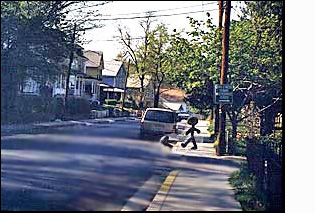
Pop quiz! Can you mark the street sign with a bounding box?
[214,84,233,104]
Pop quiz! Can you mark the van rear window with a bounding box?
[144,110,175,123]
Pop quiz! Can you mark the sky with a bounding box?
[81,1,243,61]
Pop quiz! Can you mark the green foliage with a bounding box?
[163,1,282,139]
[1,1,111,123]
[65,97,90,115]
[51,96,64,118]
[1,95,55,124]
[229,163,267,211]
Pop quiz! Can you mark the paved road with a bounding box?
[1,119,173,211]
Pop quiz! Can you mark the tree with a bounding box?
[146,24,169,107]
[1,1,69,122]
[164,14,218,115]
[164,1,282,154]
[1,1,111,122]
[225,1,283,152]
[118,13,154,109]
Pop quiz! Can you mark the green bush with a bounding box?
[51,96,64,117]
[229,163,267,211]
[65,97,90,115]
[2,95,54,124]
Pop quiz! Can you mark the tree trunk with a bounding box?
[138,74,145,110]
[260,107,276,136]
[154,91,159,108]
[121,59,130,111]
[64,24,76,119]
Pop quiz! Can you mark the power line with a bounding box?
[66,8,219,22]
[102,2,218,17]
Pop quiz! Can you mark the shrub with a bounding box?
[65,97,90,115]
[229,162,267,211]
[2,95,54,124]
[51,96,64,118]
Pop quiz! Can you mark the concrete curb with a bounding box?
[121,175,166,211]
[146,170,179,211]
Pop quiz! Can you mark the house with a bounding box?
[20,46,87,98]
[83,50,104,102]
[19,77,41,96]
[160,87,188,113]
[126,74,153,108]
[52,47,88,98]
[100,60,127,103]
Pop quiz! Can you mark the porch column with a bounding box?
[74,76,77,96]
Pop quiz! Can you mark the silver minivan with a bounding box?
[140,108,177,138]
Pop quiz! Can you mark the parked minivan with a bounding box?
[140,108,177,138]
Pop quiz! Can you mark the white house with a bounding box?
[20,47,89,98]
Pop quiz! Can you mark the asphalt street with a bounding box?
[1,119,175,211]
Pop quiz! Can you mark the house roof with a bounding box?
[102,60,123,76]
[161,102,183,111]
[84,50,103,68]
[126,75,151,88]
[160,88,186,102]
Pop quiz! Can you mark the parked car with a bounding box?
[140,108,177,138]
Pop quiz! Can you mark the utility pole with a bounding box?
[214,1,224,136]
[217,1,231,156]
[121,59,131,111]
[63,23,77,118]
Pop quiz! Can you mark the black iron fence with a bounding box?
[246,137,283,211]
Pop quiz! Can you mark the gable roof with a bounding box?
[84,50,103,68]
[160,88,186,102]
[102,60,123,76]
[161,101,183,111]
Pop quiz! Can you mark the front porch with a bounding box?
[99,83,124,104]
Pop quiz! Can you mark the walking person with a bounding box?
[181,117,200,150]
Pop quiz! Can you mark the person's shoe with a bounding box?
[181,143,187,148]
[191,146,198,150]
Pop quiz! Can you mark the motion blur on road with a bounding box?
[1,119,177,211]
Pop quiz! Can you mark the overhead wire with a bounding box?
[101,2,218,17]
[84,8,220,42]
[66,8,219,22]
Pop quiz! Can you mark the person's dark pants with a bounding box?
[181,136,198,149]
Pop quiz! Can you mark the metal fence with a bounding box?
[246,138,283,211]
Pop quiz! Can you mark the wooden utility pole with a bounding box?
[121,59,131,111]
[214,1,224,136]
[217,1,231,156]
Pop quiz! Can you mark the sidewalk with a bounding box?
[1,117,133,134]
[146,142,245,211]
[176,119,211,143]
[145,121,245,211]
